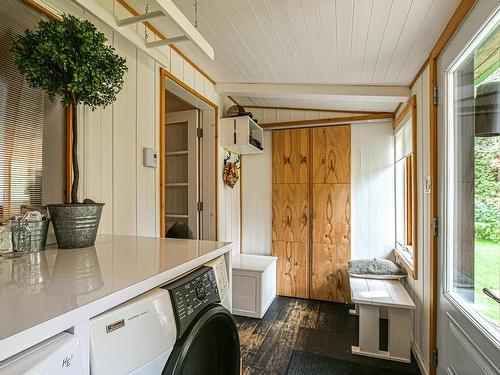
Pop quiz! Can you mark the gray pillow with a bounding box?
[348,258,406,279]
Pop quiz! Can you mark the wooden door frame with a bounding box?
[424,1,478,373]
[159,67,219,239]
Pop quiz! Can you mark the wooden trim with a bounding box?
[429,56,438,375]
[24,0,61,20]
[66,107,73,203]
[430,0,478,59]
[239,157,243,253]
[393,96,416,129]
[394,102,403,116]
[243,104,394,116]
[261,113,393,129]
[159,67,219,239]
[411,95,418,280]
[117,0,216,86]
[159,70,166,238]
[406,155,413,246]
[410,59,430,89]
[393,248,415,279]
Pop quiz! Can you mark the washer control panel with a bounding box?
[163,266,220,338]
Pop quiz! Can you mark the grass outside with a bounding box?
[475,239,500,326]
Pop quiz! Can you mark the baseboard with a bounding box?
[411,340,429,375]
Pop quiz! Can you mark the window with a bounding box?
[446,12,499,334]
[0,1,66,224]
[394,104,417,278]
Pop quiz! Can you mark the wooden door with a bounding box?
[310,125,351,302]
[272,129,309,298]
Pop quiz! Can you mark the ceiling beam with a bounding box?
[155,0,214,60]
[261,113,394,129]
[241,104,394,116]
[216,83,411,103]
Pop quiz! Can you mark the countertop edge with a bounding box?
[0,242,232,361]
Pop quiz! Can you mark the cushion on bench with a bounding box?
[348,258,406,279]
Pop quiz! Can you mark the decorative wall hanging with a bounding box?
[222,151,240,188]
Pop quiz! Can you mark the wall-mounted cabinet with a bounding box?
[220,116,264,154]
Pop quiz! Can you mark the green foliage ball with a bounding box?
[11,13,127,109]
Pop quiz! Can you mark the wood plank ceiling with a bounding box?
[122,0,460,112]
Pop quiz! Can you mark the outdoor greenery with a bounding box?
[11,14,127,203]
[475,239,500,325]
[474,137,500,242]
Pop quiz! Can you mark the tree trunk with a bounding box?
[71,101,79,204]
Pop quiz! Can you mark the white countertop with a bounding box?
[0,235,231,360]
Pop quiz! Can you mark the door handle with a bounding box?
[483,288,500,304]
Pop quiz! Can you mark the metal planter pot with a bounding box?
[48,203,104,249]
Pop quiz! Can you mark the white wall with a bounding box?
[44,0,240,250]
[396,65,432,373]
[241,131,272,255]
[351,122,395,260]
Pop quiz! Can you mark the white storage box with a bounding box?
[232,254,277,318]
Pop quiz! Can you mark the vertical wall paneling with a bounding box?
[136,50,156,236]
[395,65,431,372]
[351,122,395,260]
[113,36,137,235]
[241,131,272,255]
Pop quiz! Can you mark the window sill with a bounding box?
[394,248,416,279]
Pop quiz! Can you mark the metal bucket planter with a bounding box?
[48,203,104,249]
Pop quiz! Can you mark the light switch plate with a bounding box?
[143,148,157,168]
[425,176,431,193]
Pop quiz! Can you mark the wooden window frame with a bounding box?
[394,96,418,280]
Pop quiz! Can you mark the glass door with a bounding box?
[437,3,499,373]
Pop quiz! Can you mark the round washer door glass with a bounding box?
[164,305,240,375]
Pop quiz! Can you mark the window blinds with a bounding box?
[0,0,65,223]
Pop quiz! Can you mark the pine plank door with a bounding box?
[272,128,309,298]
[311,125,351,303]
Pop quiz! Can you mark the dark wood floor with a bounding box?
[235,297,422,375]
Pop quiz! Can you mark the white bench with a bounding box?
[232,254,277,318]
[349,276,416,363]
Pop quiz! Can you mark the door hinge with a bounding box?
[197,128,203,138]
[433,86,439,106]
[432,347,439,368]
[433,217,439,236]
[197,201,203,212]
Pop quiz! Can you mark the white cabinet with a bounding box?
[220,116,264,154]
[232,254,277,318]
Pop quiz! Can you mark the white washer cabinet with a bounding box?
[232,255,277,318]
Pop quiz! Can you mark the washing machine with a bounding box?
[0,332,83,375]
[89,256,240,375]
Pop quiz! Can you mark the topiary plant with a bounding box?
[12,14,127,204]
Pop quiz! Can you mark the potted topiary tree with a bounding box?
[12,14,127,249]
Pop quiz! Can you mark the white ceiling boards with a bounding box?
[114,0,461,111]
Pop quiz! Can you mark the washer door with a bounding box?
[163,305,240,375]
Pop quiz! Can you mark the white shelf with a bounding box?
[220,115,264,155]
[165,214,188,218]
[165,183,188,187]
[166,150,188,156]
